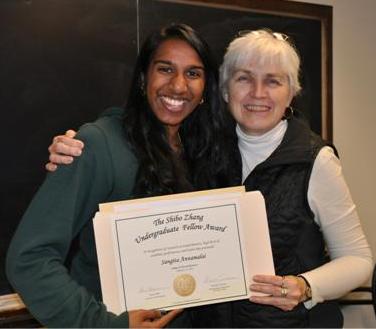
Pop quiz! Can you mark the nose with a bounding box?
[170,73,188,93]
[252,81,266,98]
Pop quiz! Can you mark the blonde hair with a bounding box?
[220,29,301,98]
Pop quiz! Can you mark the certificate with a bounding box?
[93,187,274,314]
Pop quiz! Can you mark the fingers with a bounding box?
[250,274,284,297]
[140,309,162,321]
[49,152,74,165]
[50,135,84,156]
[252,274,283,286]
[153,309,183,328]
[250,274,304,311]
[46,131,84,170]
[65,129,77,138]
[129,308,183,328]
[250,281,284,297]
[250,294,299,311]
[45,162,58,172]
[129,309,159,328]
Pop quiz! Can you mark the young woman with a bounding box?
[6,23,233,328]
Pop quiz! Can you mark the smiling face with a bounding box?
[226,62,293,136]
[146,38,205,137]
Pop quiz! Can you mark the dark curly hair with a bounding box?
[123,23,233,197]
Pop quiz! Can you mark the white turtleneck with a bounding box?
[236,121,373,308]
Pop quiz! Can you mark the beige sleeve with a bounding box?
[302,147,373,308]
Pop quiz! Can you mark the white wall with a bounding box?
[288,0,376,326]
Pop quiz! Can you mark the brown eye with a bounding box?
[186,69,203,79]
[157,66,173,74]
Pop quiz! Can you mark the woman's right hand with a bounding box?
[129,309,183,328]
[46,129,84,172]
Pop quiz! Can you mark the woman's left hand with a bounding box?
[249,274,307,311]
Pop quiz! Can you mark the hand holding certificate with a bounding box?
[93,186,274,314]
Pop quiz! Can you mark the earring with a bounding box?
[283,106,294,119]
[200,98,204,105]
[140,83,145,95]
[140,74,145,95]
[223,92,229,103]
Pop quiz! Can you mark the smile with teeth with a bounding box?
[243,104,270,112]
[160,96,187,111]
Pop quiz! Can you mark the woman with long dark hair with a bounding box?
[6,23,233,328]
[121,23,232,197]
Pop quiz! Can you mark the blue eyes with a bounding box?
[269,79,282,86]
[267,79,282,86]
[235,75,283,87]
[236,75,249,82]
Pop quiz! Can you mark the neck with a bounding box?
[167,126,182,153]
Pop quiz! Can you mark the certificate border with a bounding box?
[114,203,248,310]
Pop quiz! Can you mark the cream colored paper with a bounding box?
[93,187,274,314]
[99,186,245,212]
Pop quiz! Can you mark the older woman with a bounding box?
[44,29,373,327]
[211,29,372,327]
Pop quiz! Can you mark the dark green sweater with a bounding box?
[6,108,139,327]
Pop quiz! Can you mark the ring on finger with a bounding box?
[281,275,286,288]
[281,287,288,298]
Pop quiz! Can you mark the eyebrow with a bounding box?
[234,69,286,79]
[152,60,172,65]
[152,60,205,70]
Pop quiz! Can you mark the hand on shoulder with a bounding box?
[45,129,84,172]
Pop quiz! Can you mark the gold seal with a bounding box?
[173,273,196,297]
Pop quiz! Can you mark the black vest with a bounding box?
[190,114,343,328]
